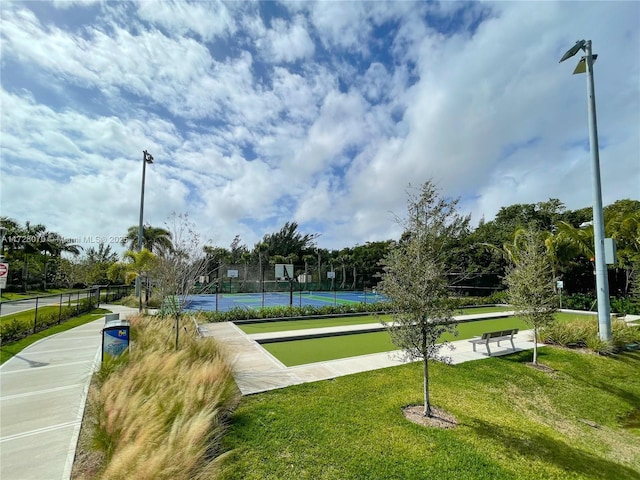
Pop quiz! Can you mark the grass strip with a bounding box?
[0,308,111,364]
[219,348,640,479]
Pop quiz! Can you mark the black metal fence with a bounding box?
[0,285,133,343]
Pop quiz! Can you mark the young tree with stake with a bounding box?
[504,228,557,365]
[379,181,470,417]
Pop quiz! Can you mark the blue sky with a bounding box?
[1,1,639,252]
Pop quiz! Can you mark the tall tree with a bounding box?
[378,181,470,417]
[121,225,173,254]
[259,221,318,259]
[504,229,557,365]
[123,248,158,312]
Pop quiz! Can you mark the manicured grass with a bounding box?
[0,305,63,324]
[238,306,514,334]
[262,314,594,366]
[0,308,111,364]
[0,288,74,301]
[220,348,640,479]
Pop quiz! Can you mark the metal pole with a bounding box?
[584,41,611,342]
[58,293,63,324]
[136,150,148,306]
[33,296,39,334]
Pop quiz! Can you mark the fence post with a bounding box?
[76,290,80,315]
[33,296,39,334]
[58,293,63,324]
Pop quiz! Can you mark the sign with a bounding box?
[102,325,130,361]
[227,270,239,278]
[327,271,336,279]
[556,280,564,290]
[0,263,8,289]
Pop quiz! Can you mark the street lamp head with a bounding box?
[559,39,586,63]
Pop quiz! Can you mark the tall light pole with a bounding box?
[136,150,154,309]
[560,40,611,341]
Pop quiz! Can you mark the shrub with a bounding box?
[540,317,640,354]
[87,314,240,479]
[200,301,392,323]
[563,293,597,311]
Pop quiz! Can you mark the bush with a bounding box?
[200,301,391,323]
[86,314,240,479]
[563,293,596,311]
[540,317,640,354]
[610,296,640,316]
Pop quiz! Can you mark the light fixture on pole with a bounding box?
[136,150,154,312]
[559,40,611,342]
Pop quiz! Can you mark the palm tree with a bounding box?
[121,225,173,254]
[21,221,46,292]
[41,233,82,290]
[123,249,158,312]
[241,251,252,289]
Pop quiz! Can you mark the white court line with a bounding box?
[0,420,79,443]
[0,360,93,375]
[1,383,84,401]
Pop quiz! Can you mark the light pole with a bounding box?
[136,150,154,311]
[560,40,611,342]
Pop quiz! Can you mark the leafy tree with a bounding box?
[121,225,173,254]
[123,248,158,312]
[378,181,469,417]
[258,221,318,259]
[153,213,210,348]
[504,229,557,365]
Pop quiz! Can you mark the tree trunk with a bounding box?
[43,253,48,291]
[533,327,538,365]
[423,358,431,417]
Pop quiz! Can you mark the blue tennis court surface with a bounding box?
[186,291,388,312]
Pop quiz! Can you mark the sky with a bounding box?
[1,0,639,253]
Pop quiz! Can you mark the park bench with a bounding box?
[469,329,519,356]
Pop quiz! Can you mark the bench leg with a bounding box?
[510,338,516,350]
[485,339,491,356]
[472,343,477,352]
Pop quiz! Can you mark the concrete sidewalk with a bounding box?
[0,304,138,480]
[199,319,540,395]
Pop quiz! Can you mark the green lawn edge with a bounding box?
[219,348,640,479]
[0,308,111,364]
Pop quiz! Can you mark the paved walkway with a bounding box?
[199,315,540,395]
[0,304,138,480]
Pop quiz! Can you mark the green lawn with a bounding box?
[0,288,75,301]
[220,348,640,479]
[0,308,111,364]
[262,313,594,366]
[238,306,513,334]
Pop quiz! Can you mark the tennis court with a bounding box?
[186,290,388,312]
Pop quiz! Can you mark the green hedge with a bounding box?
[199,296,506,323]
[201,302,390,322]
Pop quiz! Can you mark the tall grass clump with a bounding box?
[86,314,239,480]
[540,317,640,354]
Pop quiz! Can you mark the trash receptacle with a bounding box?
[102,314,130,362]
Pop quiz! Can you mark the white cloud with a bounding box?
[1,1,638,252]
[259,15,315,63]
